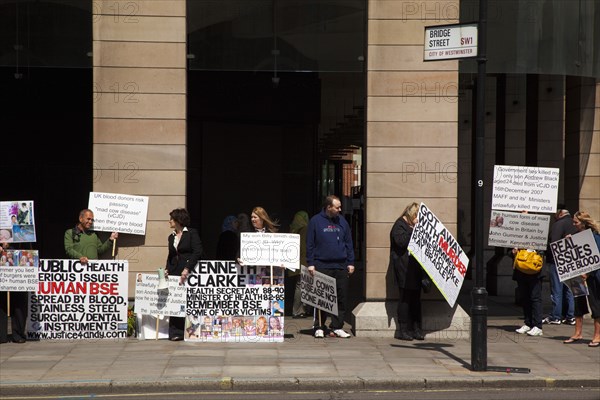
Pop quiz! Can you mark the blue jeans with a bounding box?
[548,262,574,321]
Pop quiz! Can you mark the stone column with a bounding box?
[92,0,187,294]
[565,78,600,217]
[354,0,469,338]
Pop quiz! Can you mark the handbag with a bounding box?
[513,249,543,275]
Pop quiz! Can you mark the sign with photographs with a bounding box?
[0,200,36,243]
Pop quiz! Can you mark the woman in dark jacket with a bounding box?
[165,208,203,341]
[389,202,425,341]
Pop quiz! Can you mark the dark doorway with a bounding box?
[187,71,319,258]
[0,67,93,258]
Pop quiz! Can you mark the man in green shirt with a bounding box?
[64,209,118,263]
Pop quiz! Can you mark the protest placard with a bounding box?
[240,232,300,271]
[487,210,550,250]
[136,314,169,340]
[88,192,149,235]
[0,250,39,291]
[134,273,187,317]
[491,165,559,213]
[184,261,284,342]
[549,229,600,282]
[300,265,338,315]
[27,259,129,340]
[408,203,469,308]
[0,200,36,243]
[567,276,589,298]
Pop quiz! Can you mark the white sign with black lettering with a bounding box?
[408,203,469,308]
[88,192,149,235]
[487,210,550,250]
[424,23,478,60]
[184,261,284,342]
[240,232,300,271]
[550,229,600,282]
[134,273,187,317]
[300,265,338,316]
[491,165,559,213]
[27,259,128,340]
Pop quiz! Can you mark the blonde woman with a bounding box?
[250,207,279,233]
[564,212,600,347]
[389,202,425,341]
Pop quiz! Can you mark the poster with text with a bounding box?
[491,165,559,213]
[184,260,284,342]
[0,250,39,291]
[0,200,36,243]
[408,203,469,308]
[136,314,170,340]
[487,210,550,250]
[27,259,129,340]
[549,229,600,282]
[240,232,300,271]
[300,265,338,315]
[134,273,187,317]
[88,192,149,235]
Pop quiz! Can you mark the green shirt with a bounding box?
[64,228,112,259]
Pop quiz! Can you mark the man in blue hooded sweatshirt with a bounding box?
[307,195,355,338]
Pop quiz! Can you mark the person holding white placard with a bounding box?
[64,209,118,264]
[389,202,426,341]
[543,208,578,326]
[513,213,544,337]
[250,206,279,233]
[564,212,600,347]
[307,195,354,339]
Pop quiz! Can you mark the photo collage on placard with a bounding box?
[184,265,285,341]
[0,250,39,267]
[0,201,36,243]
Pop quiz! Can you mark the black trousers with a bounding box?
[313,268,349,331]
[169,316,185,339]
[397,287,422,326]
[515,270,543,329]
[0,291,28,342]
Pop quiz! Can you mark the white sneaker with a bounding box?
[333,329,351,338]
[516,325,531,334]
[527,327,543,336]
[314,329,324,338]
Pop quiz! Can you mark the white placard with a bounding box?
[0,200,37,243]
[27,259,128,340]
[299,265,338,316]
[487,210,550,250]
[408,203,469,308]
[0,250,39,291]
[88,192,149,235]
[550,229,600,282]
[136,314,170,340]
[424,23,478,61]
[240,232,300,271]
[491,165,559,213]
[184,261,284,342]
[134,273,187,317]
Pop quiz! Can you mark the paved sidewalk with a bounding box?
[1,296,599,397]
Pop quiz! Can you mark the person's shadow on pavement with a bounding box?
[391,342,471,370]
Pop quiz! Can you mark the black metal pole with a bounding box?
[471,0,488,372]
